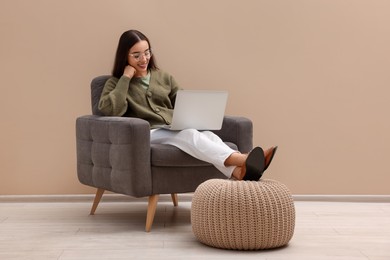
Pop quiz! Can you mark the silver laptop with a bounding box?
[156,90,228,130]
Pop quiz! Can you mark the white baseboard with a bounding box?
[292,195,390,203]
[0,194,389,203]
[0,193,194,203]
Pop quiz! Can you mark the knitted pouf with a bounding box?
[191,179,295,250]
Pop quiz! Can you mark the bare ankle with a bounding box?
[225,152,246,167]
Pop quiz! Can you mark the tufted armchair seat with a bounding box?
[76,75,253,232]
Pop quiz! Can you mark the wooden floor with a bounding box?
[0,195,389,260]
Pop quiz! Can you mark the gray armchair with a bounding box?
[76,75,253,232]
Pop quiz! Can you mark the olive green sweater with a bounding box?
[98,69,181,127]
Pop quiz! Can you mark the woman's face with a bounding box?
[128,40,151,77]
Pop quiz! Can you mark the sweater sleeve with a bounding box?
[169,74,181,107]
[98,76,130,116]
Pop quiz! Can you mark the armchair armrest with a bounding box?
[213,115,253,153]
[76,115,152,197]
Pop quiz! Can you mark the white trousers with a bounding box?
[150,128,237,178]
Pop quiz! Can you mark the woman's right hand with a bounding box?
[123,65,137,78]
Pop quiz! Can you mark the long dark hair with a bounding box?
[111,30,158,78]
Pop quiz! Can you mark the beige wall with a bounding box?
[1,0,389,195]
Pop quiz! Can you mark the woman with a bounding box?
[98,29,277,181]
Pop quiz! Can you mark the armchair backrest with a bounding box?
[91,75,111,116]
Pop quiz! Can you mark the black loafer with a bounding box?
[243,147,265,181]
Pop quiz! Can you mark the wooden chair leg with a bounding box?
[171,193,178,207]
[90,188,105,215]
[145,194,159,232]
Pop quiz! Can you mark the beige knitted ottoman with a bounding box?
[191,179,295,250]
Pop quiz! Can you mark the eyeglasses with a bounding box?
[129,50,152,61]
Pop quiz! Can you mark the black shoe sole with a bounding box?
[243,147,265,181]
